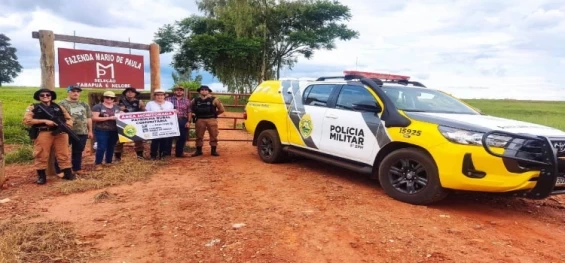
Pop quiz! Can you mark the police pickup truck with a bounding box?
[243,70,565,205]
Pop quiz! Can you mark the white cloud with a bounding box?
[0,12,28,28]
[523,8,565,29]
[1,0,565,100]
[277,0,565,100]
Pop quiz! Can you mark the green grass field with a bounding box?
[1,86,564,145]
[463,99,565,131]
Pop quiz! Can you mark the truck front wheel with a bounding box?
[378,148,449,205]
[256,129,287,163]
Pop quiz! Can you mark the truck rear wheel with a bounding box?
[257,129,287,163]
[378,148,449,205]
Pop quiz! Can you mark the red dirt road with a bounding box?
[2,113,565,262]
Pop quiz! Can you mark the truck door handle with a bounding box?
[325,114,338,119]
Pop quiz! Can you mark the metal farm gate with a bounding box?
[186,91,251,143]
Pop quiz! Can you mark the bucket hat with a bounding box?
[33,88,57,101]
[122,87,140,96]
[196,85,211,92]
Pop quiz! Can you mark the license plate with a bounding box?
[556,177,565,186]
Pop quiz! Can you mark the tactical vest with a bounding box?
[193,96,217,118]
[31,103,65,127]
[122,98,142,112]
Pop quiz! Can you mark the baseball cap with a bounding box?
[67,85,82,92]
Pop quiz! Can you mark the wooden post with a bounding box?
[149,43,160,99]
[39,30,55,90]
[38,30,58,177]
[0,101,5,187]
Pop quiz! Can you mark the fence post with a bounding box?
[149,43,160,99]
[0,101,5,187]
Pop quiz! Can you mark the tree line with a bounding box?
[154,0,359,94]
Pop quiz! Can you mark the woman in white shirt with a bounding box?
[145,89,175,160]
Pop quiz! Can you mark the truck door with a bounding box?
[285,83,340,151]
[319,84,386,165]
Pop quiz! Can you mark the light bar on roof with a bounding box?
[344,70,410,81]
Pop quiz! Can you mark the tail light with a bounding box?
[243,109,247,120]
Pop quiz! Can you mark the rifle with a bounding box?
[37,103,84,147]
[119,95,135,112]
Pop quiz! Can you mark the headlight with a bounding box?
[438,126,512,148]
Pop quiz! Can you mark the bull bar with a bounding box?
[481,130,565,199]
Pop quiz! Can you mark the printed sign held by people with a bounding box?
[116,111,180,142]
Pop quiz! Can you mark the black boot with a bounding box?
[136,151,144,160]
[211,146,219,156]
[115,152,122,162]
[36,169,47,185]
[191,146,203,157]
[62,168,76,180]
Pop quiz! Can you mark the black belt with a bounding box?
[37,127,57,131]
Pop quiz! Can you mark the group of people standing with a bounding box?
[23,84,225,184]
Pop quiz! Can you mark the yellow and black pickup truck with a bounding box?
[243,71,565,205]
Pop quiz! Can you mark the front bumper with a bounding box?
[482,130,565,199]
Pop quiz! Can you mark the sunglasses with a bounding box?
[103,96,115,99]
[39,94,51,98]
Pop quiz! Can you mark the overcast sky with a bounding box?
[1,0,564,100]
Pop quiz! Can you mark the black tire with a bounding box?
[378,148,449,205]
[256,129,287,163]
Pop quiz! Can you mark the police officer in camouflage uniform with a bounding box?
[54,85,93,176]
[190,85,225,157]
[114,87,146,160]
[23,88,76,184]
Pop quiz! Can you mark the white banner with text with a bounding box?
[116,111,180,142]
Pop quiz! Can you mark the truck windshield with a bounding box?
[381,86,479,114]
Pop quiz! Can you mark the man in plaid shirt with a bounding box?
[167,86,192,157]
